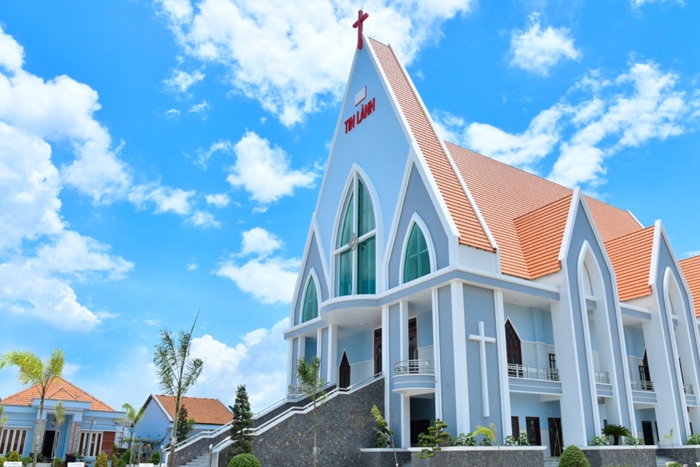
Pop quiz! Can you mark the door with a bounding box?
[506,321,523,377]
[526,417,541,446]
[548,418,563,457]
[408,318,418,373]
[339,352,351,389]
[42,431,56,459]
[374,328,382,375]
[642,421,655,445]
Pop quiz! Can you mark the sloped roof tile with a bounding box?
[605,226,655,301]
[367,38,494,253]
[154,395,231,425]
[679,255,700,316]
[1,376,115,412]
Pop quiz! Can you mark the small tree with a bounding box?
[52,402,66,459]
[153,311,204,467]
[370,404,397,467]
[229,385,253,457]
[417,419,449,458]
[601,424,631,446]
[94,453,109,467]
[117,403,144,466]
[0,349,64,467]
[175,405,195,442]
[559,445,590,467]
[296,357,326,467]
[227,453,260,467]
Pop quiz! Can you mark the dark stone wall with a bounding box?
[581,447,657,467]
[251,378,384,467]
[175,429,229,467]
[657,447,700,465]
[358,449,411,467]
[409,447,545,467]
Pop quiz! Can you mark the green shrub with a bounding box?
[687,433,700,445]
[505,432,530,446]
[94,452,109,467]
[0,456,7,465]
[53,458,64,467]
[624,436,644,445]
[120,450,132,462]
[589,435,610,446]
[150,451,161,464]
[20,456,32,465]
[227,454,261,467]
[601,424,632,446]
[115,459,127,467]
[450,433,476,446]
[558,445,590,467]
[8,451,21,462]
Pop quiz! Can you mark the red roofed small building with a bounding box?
[136,395,230,445]
[0,377,124,460]
[266,28,700,463]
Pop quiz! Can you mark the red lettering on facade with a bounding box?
[344,97,376,134]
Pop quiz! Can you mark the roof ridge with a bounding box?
[604,224,655,246]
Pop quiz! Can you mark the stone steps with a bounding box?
[179,453,210,467]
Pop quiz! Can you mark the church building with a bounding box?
[282,21,700,457]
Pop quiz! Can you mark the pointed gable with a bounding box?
[514,194,573,279]
[154,395,231,425]
[367,38,494,253]
[679,255,700,316]
[605,226,655,301]
[1,376,115,412]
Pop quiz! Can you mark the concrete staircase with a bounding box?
[543,457,559,467]
[178,453,211,467]
[655,456,677,467]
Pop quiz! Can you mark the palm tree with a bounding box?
[0,349,64,467]
[0,405,8,446]
[153,312,204,467]
[52,402,65,460]
[296,357,326,467]
[117,403,144,466]
[601,424,632,446]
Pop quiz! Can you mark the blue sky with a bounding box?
[0,0,698,412]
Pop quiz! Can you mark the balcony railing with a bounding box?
[287,384,304,397]
[630,380,654,391]
[685,384,695,395]
[394,360,435,376]
[508,363,559,381]
[595,371,610,384]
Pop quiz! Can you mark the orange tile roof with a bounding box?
[1,376,115,412]
[679,255,700,316]
[367,38,494,253]
[605,227,655,301]
[514,194,573,279]
[154,395,231,425]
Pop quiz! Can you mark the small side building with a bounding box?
[0,377,124,460]
[137,395,231,445]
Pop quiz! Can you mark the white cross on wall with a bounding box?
[468,320,497,418]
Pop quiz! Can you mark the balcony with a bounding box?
[508,363,559,382]
[392,360,436,396]
[630,380,654,391]
[595,371,610,384]
[685,384,695,396]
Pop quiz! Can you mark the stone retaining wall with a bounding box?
[408,446,546,467]
[174,429,229,467]
[580,446,657,467]
[251,378,384,467]
[657,446,700,465]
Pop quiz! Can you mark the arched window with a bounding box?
[336,178,376,296]
[404,224,430,283]
[506,320,523,377]
[302,278,318,323]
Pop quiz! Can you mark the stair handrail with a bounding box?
[172,420,234,453]
[249,372,383,436]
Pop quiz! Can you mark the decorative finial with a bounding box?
[353,9,369,50]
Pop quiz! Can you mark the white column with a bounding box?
[451,280,469,434]
[401,394,411,448]
[494,290,512,437]
[432,287,443,420]
[328,325,338,385]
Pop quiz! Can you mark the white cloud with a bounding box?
[509,13,581,76]
[129,183,195,215]
[227,131,317,204]
[216,227,299,304]
[631,0,683,8]
[189,210,221,228]
[189,100,210,116]
[187,263,199,271]
[164,69,205,93]
[205,193,230,207]
[437,60,697,189]
[0,27,24,73]
[165,108,181,118]
[155,0,475,125]
[196,140,234,169]
[189,318,289,410]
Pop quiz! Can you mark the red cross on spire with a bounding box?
[353,9,369,50]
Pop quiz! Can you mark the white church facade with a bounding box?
[281,31,700,457]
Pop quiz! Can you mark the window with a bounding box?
[526,417,541,446]
[301,278,318,323]
[79,431,103,457]
[403,223,430,283]
[506,320,523,377]
[336,178,376,296]
[0,428,28,455]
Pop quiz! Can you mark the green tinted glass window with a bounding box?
[358,181,375,236]
[357,236,376,294]
[302,279,318,322]
[340,194,354,246]
[339,250,353,296]
[404,224,430,283]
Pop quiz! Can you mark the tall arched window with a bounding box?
[404,223,430,283]
[336,177,376,296]
[506,320,523,377]
[302,278,318,323]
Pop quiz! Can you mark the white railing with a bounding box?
[508,363,559,381]
[287,384,304,397]
[393,360,435,375]
[685,384,695,395]
[630,380,654,391]
[595,371,610,384]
